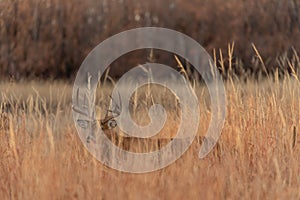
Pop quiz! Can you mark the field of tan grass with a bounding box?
[1,76,300,199]
[1,0,300,199]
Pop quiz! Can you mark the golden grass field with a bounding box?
[0,73,300,199]
[1,0,300,199]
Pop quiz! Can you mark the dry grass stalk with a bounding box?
[292,126,297,149]
[0,112,9,131]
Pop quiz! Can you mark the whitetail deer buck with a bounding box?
[72,91,122,143]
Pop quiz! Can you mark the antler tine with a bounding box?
[108,91,122,116]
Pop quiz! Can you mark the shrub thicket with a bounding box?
[0,0,300,80]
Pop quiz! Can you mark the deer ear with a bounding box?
[77,119,90,129]
[72,105,89,116]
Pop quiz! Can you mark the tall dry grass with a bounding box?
[1,63,300,199]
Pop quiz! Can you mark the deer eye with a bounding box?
[108,119,117,128]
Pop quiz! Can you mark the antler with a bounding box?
[100,92,121,130]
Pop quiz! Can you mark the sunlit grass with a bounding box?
[1,73,300,199]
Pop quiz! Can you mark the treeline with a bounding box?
[0,0,300,80]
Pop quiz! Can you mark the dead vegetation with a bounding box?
[0,65,300,199]
[1,0,300,198]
